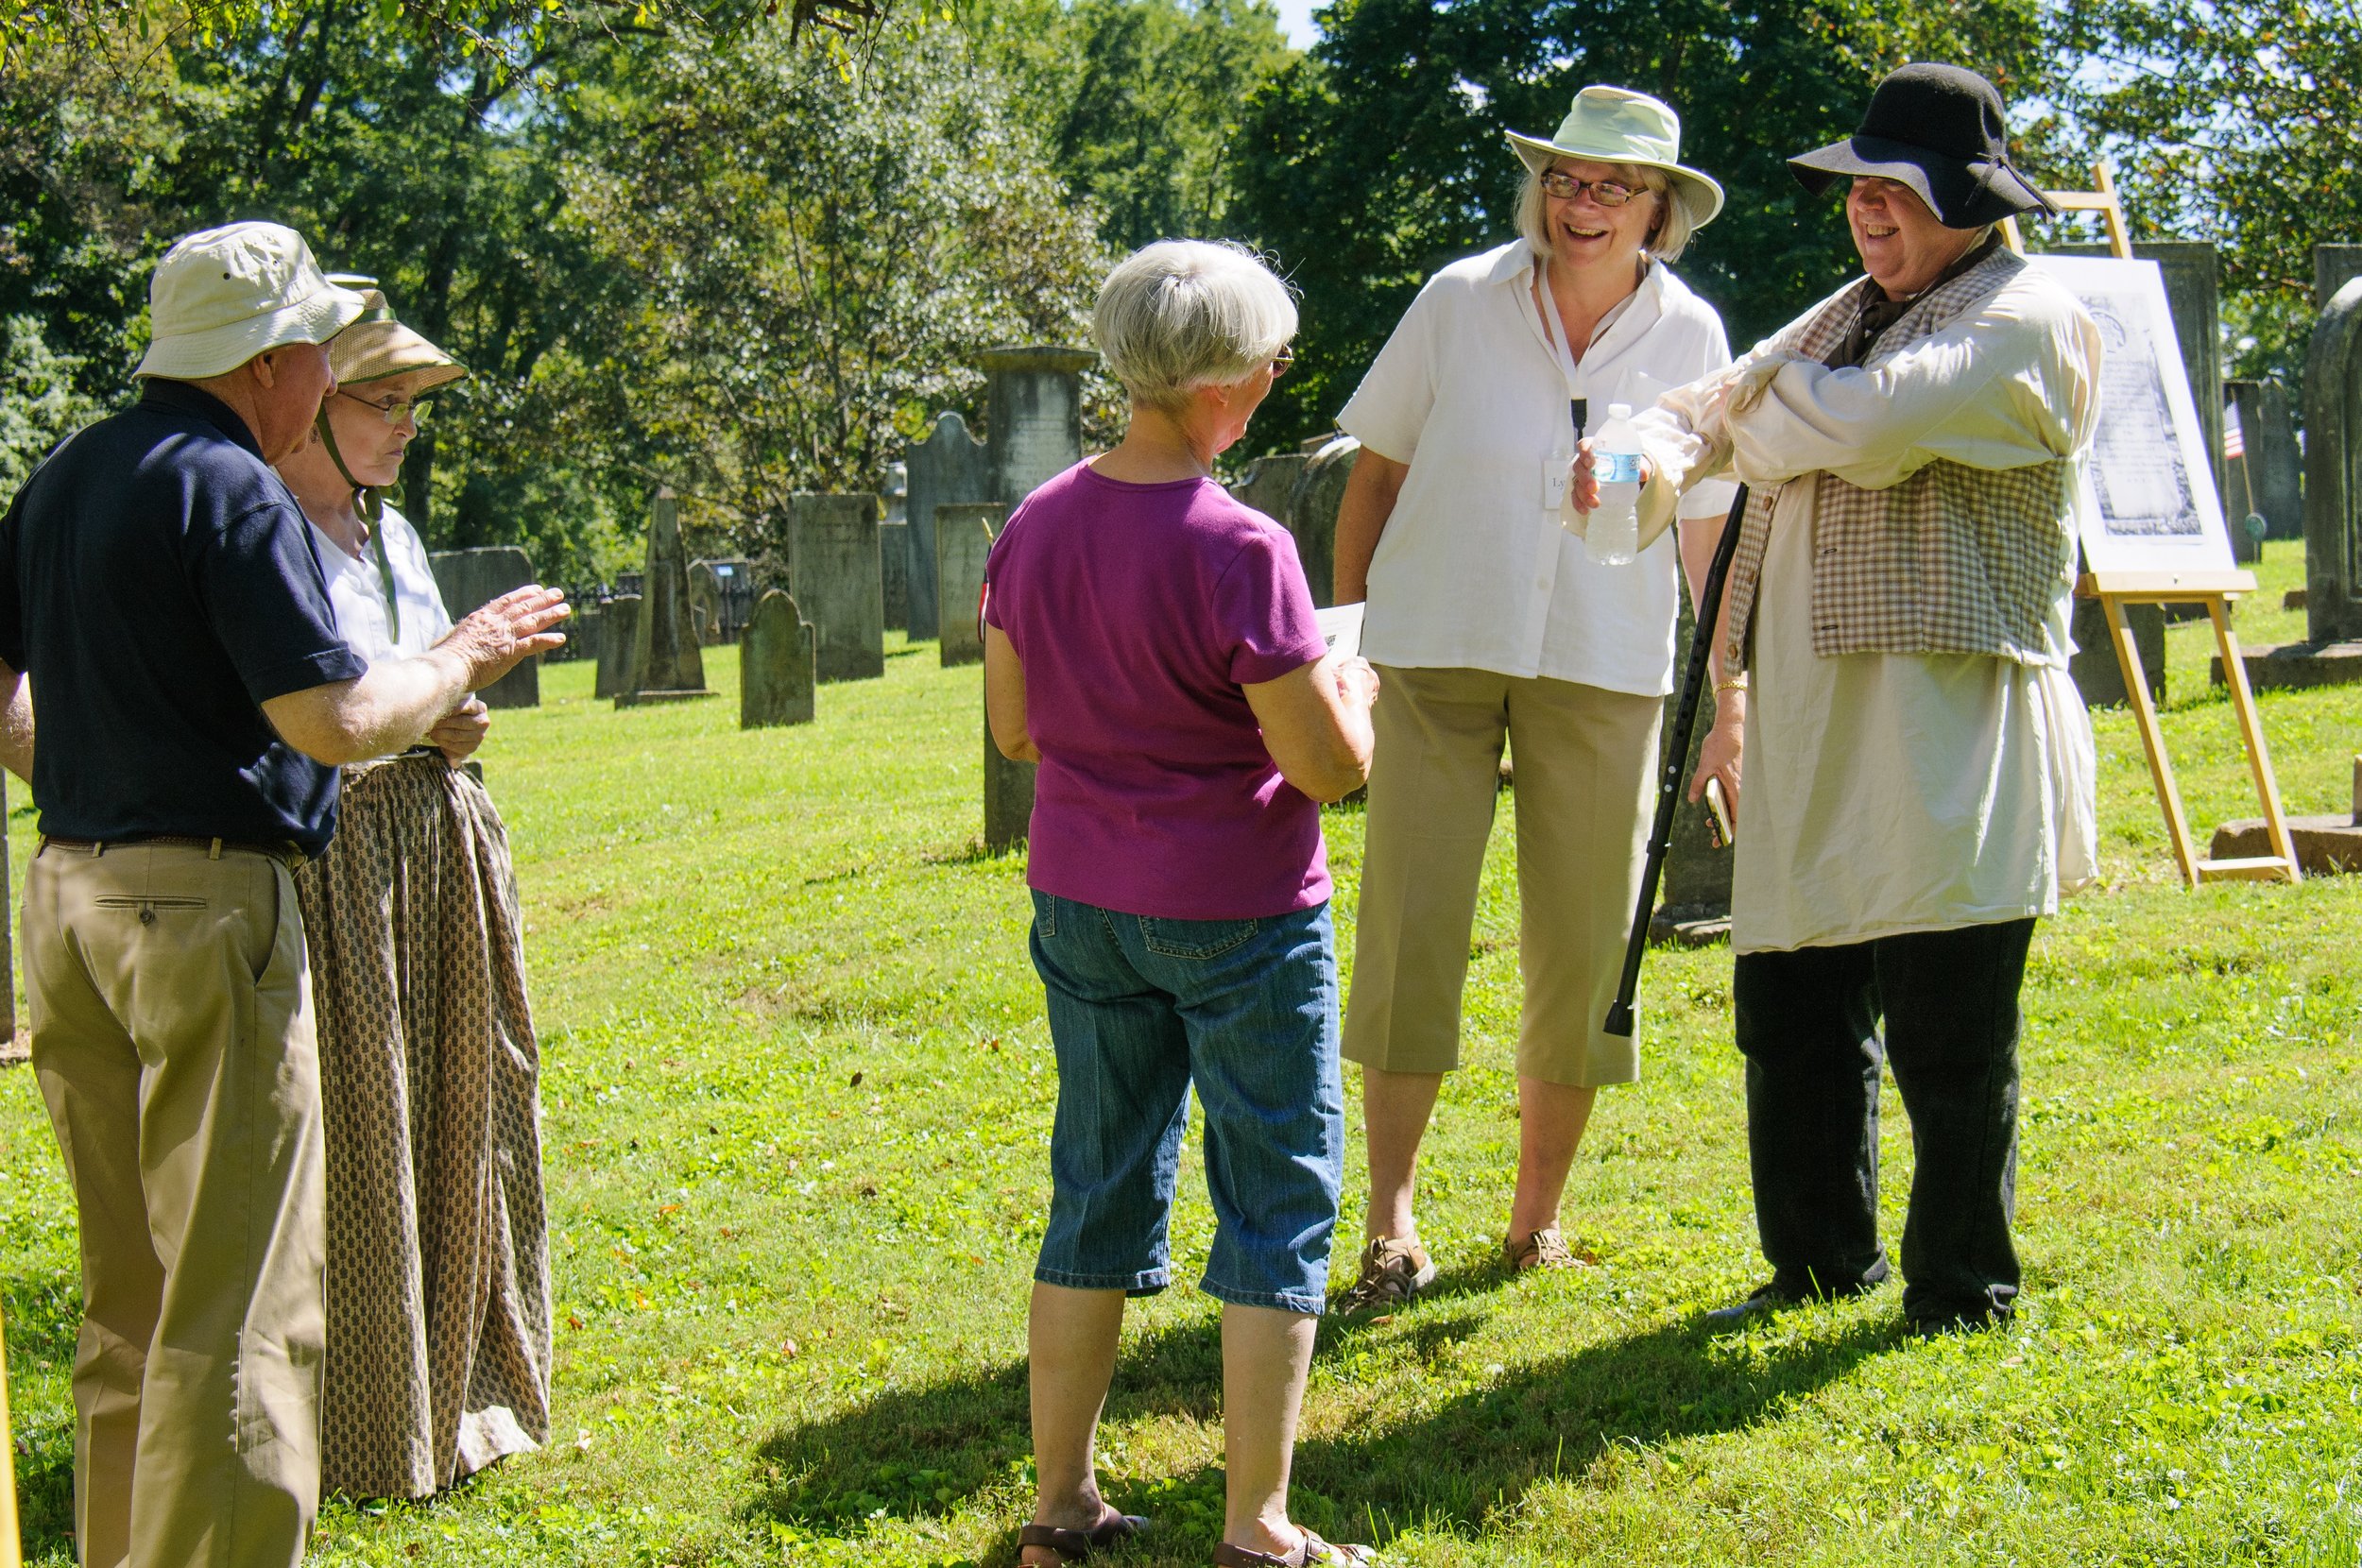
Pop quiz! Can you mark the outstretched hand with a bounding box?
[440,586,570,690]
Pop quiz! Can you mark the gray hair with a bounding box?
[1093,240,1298,412]
[1515,162,1694,264]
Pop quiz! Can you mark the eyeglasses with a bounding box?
[1539,171,1640,207]
[1269,345,1294,379]
[336,389,429,426]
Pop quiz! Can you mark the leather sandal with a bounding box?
[1018,1509,1150,1562]
[1212,1531,1378,1566]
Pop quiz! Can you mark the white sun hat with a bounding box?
[1505,85,1726,230]
[134,222,369,381]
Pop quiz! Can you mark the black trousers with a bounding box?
[1731,917,2036,1327]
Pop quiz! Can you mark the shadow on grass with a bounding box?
[745,1296,1892,1556]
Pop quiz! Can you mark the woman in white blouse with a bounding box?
[275,286,552,1499]
[1329,86,1743,1313]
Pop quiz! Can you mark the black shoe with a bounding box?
[1703,1282,1802,1326]
[1907,1308,2005,1339]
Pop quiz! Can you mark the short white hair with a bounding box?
[1515,162,1693,264]
[1093,241,1298,412]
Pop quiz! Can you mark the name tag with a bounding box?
[1540,452,1571,510]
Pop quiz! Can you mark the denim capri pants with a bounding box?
[1028,892,1345,1315]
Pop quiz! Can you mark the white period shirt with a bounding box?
[1640,264,2100,951]
[1338,240,1737,695]
[309,503,454,666]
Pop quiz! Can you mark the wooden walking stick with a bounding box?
[1604,484,1750,1038]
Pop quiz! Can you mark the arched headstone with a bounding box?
[2304,275,2362,644]
[1287,436,1359,610]
[935,503,1005,669]
[429,546,540,708]
[741,590,817,729]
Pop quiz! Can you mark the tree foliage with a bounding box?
[2053,0,2362,382]
[1230,0,2057,449]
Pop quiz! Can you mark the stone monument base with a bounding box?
[2208,815,2362,876]
[2210,640,2362,692]
[1649,903,1731,947]
[614,689,719,707]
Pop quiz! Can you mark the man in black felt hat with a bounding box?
[1620,63,2105,1335]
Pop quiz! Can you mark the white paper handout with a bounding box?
[1316,602,1364,662]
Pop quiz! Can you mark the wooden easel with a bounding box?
[2007,168,2302,887]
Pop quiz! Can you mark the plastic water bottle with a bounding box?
[1584,401,1643,566]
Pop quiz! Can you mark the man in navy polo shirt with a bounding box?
[0,222,566,1568]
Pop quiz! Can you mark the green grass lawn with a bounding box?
[3,537,2359,1566]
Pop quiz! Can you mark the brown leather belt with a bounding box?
[39,833,307,870]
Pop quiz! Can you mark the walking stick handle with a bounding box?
[1603,484,1751,1038]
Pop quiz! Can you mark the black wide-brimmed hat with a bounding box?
[1788,63,2055,229]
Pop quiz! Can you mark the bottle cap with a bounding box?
[1607,401,1633,419]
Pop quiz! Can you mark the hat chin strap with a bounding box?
[314,408,385,526]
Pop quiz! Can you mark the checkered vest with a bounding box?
[1722,247,2080,673]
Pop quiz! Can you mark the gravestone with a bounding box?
[984,723,1036,855]
[981,345,1095,507]
[2070,602,2165,707]
[903,412,992,641]
[935,503,1005,669]
[616,488,716,707]
[428,546,540,709]
[880,520,909,631]
[592,595,639,699]
[740,589,817,729]
[688,558,756,644]
[1232,453,1307,529]
[2,772,11,1045]
[788,493,885,683]
[2303,276,2362,646]
[2316,245,2362,309]
[2228,379,2304,542]
[1288,436,1359,610]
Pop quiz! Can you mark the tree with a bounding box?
[2053,0,2362,383]
[1229,0,2056,450]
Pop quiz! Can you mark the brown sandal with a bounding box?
[1018,1510,1149,1562]
[1212,1532,1378,1566]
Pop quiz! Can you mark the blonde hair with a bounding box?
[1093,240,1298,412]
[1516,162,1695,264]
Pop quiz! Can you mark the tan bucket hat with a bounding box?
[135,222,368,381]
[323,277,469,393]
[1506,85,1726,229]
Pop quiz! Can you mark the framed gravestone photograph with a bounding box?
[2025,254,2236,577]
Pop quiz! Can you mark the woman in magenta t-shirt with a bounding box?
[984,241,1381,1568]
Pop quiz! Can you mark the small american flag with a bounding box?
[2224,402,2246,461]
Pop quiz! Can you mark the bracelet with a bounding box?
[1714,673,1749,694]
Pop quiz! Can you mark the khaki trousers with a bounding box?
[24,841,323,1568]
[1343,665,1660,1087]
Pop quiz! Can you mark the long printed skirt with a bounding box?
[295,752,553,1500]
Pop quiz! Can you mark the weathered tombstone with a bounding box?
[788,493,885,683]
[592,595,639,699]
[1649,590,1731,943]
[1232,453,1308,529]
[2070,600,2165,707]
[903,412,992,641]
[688,557,757,644]
[2228,379,2304,542]
[429,546,540,708]
[984,724,1036,855]
[935,503,1004,669]
[880,520,909,632]
[2303,276,2362,646]
[980,345,1095,506]
[616,488,716,707]
[1287,437,1359,610]
[2316,245,2362,309]
[740,589,817,729]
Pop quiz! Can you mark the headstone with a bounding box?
[903,412,991,641]
[2316,245,2362,309]
[980,345,1095,507]
[935,503,1004,669]
[740,589,817,729]
[2228,379,2304,542]
[428,546,540,709]
[616,487,716,706]
[1650,588,1731,942]
[1232,453,1308,530]
[688,558,757,643]
[1287,437,1359,610]
[2070,599,2166,707]
[593,595,639,699]
[880,520,909,631]
[2304,276,2362,645]
[2,771,12,1045]
[788,493,885,683]
[984,722,1036,855]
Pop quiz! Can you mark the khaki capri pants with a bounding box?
[1343,665,1661,1088]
